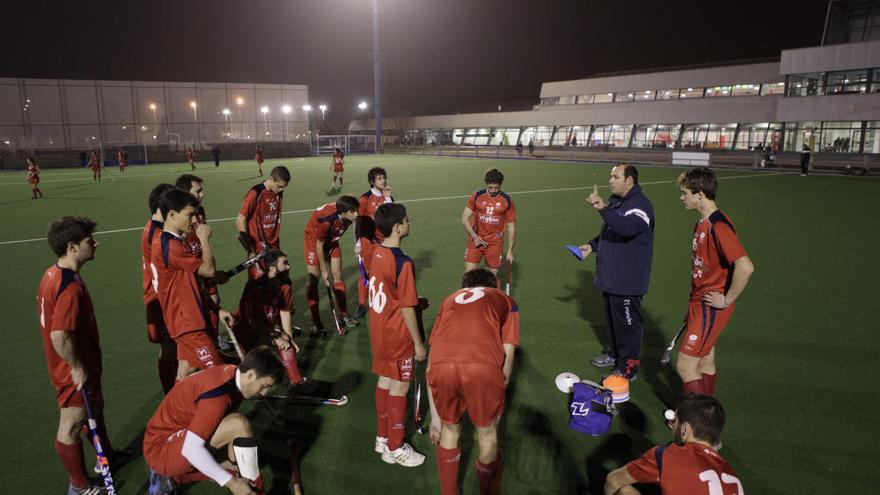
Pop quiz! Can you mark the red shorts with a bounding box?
[144,428,194,477]
[56,380,103,409]
[174,330,225,369]
[464,241,503,269]
[29,177,39,185]
[372,355,414,382]
[680,300,736,357]
[119,161,126,167]
[256,156,264,164]
[427,362,505,427]
[145,299,171,343]
[303,239,341,266]
[333,164,344,173]
[90,165,101,172]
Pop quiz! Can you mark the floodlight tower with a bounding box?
[282,105,291,142]
[373,0,382,152]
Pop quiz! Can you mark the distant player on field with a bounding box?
[37,216,121,494]
[254,144,264,177]
[462,168,516,275]
[427,268,519,495]
[236,166,291,279]
[143,183,180,394]
[604,394,742,494]
[186,145,196,171]
[89,151,101,183]
[144,346,284,495]
[676,168,754,397]
[303,195,360,334]
[116,147,127,173]
[331,147,345,188]
[27,157,42,199]
[152,188,234,381]
[354,166,394,319]
[369,203,428,467]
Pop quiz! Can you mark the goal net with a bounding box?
[314,134,376,155]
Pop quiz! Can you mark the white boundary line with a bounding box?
[0,172,785,246]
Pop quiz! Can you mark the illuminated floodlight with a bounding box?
[141,126,147,130]
[190,101,197,108]
[222,108,231,116]
[319,104,327,111]
[236,97,244,105]
[358,101,368,110]
[261,106,269,114]
[4,140,10,144]
[122,126,126,129]
[282,105,292,114]
[153,135,157,139]
[149,103,157,110]
[302,104,312,112]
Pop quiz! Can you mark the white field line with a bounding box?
[0,172,785,246]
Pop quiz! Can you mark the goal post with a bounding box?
[314,134,376,155]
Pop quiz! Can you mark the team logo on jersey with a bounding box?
[688,334,698,341]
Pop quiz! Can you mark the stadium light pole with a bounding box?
[372,0,382,152]
[319,104,327,122]
[190,101,201,146]
[261,106,269,137]
[222,108,231,139]
[149,103,158,134]
[282,105,291,142]
[303,104,313,154]
[236,97,244,140]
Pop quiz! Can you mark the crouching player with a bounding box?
[369,203,428,467]
[229,249,307,388]
[427,268,519,494]
[144,346,284,495]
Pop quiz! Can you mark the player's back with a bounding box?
[305,203,349,242]
[659,443,743,494]
[142,219,163,299]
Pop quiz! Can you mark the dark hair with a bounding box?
[677,167,718,200]
[676,393,725,445]
[174,174,203,191]
[47,216,97,257]
[158,188,199,219]
[619,164,639,185]
[335,195,359,214]
[374,203,408,237]
[484,168,504,185]
[270,166,291,183]
[264,248,288,267]
[239,345,285,383]
[367,167,387,187]
[461,268,497,289]
[148,183,177,214]
[27,157,35,165]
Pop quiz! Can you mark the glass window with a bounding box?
[788,73,824,96]
[760,82,786,96]
[819,121,862,153]
[590,125,631,147]
[593,93,614,104]
[826,69,868,95]
[705,86,731,98]
[577,94,594,104]
[614,92,634,103]
[634,90,655,101]
[679,87,705,99]
[558,95,577,105]
[656,89,679,100]
[731,84,761,97]
[631,125,656,147]
[863,121,880,153]
[736,123,782,150]
[541,97,559,106]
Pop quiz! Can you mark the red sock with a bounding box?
[55,439,89,489]
[682,379,705,395]
[339,177,344,185]
[702,373,717,396]
[437,446,461,495]
[386,395,407,450]
[332,176,337,184]
[358,281,367,307]
[158,358,177,394]
[279,347,303,384]
[475,456,503,495]
[306,283,320,324]
[333,281,348,315]
[375,387,390,438]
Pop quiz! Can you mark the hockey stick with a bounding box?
[413,359,426,434]
[265,394,349,406]
[225,252,267,278]
[82,390,117,494]
[357,255,369,287]
[504,259,512,295]
[325,282,345,336]
[660,321,688,366]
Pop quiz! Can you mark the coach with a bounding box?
[579,164,654,381]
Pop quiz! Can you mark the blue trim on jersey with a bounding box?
[361,190,374,199]
[511,304,519,312]
[195,378,236,402]
[654,443,669,480]
[498,191,513,210]
[389,247,413,283]
[160,232,174,267]
[56,267,78,299]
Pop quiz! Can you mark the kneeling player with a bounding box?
[604,394,742,494]
[370,203,428,467]
[144,346,284,495]
[230,249,306,388]
[427,268,519,494]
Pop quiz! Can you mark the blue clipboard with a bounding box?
[565,245,585,261]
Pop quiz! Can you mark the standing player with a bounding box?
[331,147,345,188]
[462,168,516,275]
[37,217,120,494]
[27,157,42,199]
[143,183,180,394]
[676,168,754,396]
[303,196,360,334]
[369,203,428,467]
[186,145,196,171]
[354,166,394,319]
[144,346,284,495]
[152,188,234,381]
[604,394,742,494]
[427,268,519,495]
[254,144,264,177]
[236,166,291,278]
[89,151,101,183]
[230,249,307,388]
[116,147,127,173]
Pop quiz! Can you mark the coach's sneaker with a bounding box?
[342,314,358,328]
[355,304,368,320]
[68,481,110,495]
[381,442,426,467]
[374,436,388,454]
[590,352,616,368]
[148,469,177,495]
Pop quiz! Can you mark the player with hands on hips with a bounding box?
[462,168,516,275]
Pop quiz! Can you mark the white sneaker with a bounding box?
[381,442,425,467]
[374,436,388,454]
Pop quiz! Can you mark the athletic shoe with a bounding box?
[342,314,358,328]
[310,325,328,338]
[148,469,177,495]
[68,482,111,495]
[381,442,426,467]
[355,304,368,320]
[217,334,234,353]
[374,436,388,454]
[93,449,136,474]
[590,353,616,368]
[605,369,638,382]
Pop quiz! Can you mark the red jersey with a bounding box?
[236,276,293,331]
[142,219,164,304]
[255,148,264,160]
[467,190,516,243]
[117,151,126,163]
[357,189,393,240]
[304,203,352,245]
[144,365,240,446]
[626,442,743,494]
[239,183,283,249]
[36,265,102,388]
[186,150,194,161]
[28,163,40,182]
[89,155,100,170]
[184,206,207,255]
[428,287,519,368]
[368,245,419,361]
[151,230,210,337]
[690,211,747,301]
[333,152,344,167]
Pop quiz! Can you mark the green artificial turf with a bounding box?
[0,155,878,494]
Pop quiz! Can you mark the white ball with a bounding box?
[554,372,581,393]
[664,409,676,421]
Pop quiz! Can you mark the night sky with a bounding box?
[2,0,830,131]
